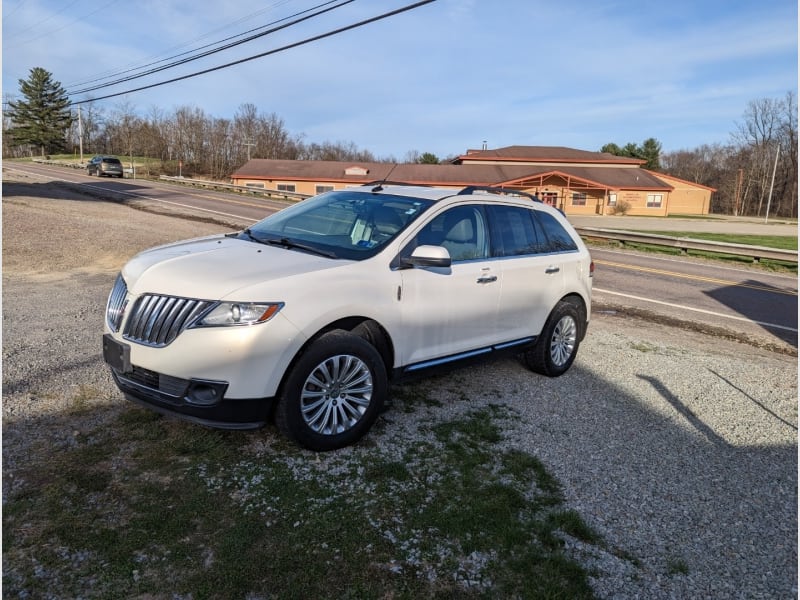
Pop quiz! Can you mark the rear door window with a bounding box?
[534,211,578,253]
[487,205,547,257]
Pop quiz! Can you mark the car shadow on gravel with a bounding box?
[3,343,797,599]
[467,352,797,598]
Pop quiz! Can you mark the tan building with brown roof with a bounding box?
[230,146,715,216]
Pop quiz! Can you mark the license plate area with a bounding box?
[103,333,131,373]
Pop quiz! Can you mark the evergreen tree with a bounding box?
[640,137,662,170]
[418,152,440,164]
[600,142,622,155]
[601,138,662,170]
[8,67,72,157]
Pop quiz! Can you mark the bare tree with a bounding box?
[78,101,106,154]
[171,105,208,171]
[662,92,798,218]
[207,117,235,179]
[774,91,798,217]
[734,97,785,216]
[108,100,142,172]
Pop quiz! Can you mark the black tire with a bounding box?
[524,299,583,377]
[276,330,387,451]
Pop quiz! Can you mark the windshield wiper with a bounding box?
[263,237,338,259]
[240,228,266,243]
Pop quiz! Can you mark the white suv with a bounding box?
[103,184,593,450]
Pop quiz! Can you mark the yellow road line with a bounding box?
[595,259,798,296]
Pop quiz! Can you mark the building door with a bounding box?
[541,192,558,207]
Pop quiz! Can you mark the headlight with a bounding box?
[193,302,284,327]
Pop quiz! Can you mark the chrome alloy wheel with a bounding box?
[300,354,373,435]
[549,314,578,367]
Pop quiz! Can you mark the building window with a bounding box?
[316,185,334,194]
[607,193,617,206]
[277,183,296,192]
[245,182,265,189]
[646,193,663,208]
[571,192,587,206]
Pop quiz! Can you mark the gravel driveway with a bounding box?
[3,170,797,598]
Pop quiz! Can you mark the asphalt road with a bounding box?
[591,247,797,351]
[6,161,798,353]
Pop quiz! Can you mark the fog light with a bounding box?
[185,380,228,406]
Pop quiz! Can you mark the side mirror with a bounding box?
[400,245,452,268]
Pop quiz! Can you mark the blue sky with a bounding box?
[3,0,797,160]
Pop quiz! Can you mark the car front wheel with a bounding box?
[276,330,387,451]
[524,299,583,377]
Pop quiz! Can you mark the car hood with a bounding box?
[123,235,349,299]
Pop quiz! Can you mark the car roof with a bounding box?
[346,183,542,204]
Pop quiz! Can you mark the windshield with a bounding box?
[242,190,434,260]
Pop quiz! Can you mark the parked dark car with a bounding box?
[87,156,124,178]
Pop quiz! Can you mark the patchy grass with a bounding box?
[3,392,606,599]
[638,231,797,251]
[630,341,659,353]
[586,237,796,273]
[666,556,690,576]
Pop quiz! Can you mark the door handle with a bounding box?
[545,266,560,274]
[476,275,498,284]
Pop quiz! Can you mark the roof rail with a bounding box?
[361,181,432,192]
[457,185,542,203]
[361,181,432,188]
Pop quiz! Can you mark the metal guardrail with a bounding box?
[32,158,86,169]
[576,226,797,264]
[159,175,309,202]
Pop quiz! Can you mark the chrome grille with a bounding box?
[106,274,128,332]
[122,293,214,347]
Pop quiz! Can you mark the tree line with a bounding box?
[3,68,797,218]
[601,93,797,218]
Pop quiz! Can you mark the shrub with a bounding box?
[610,200,631,215]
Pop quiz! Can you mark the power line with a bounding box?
[3,0,82,43]
[69,0,437,106]
[4,0,29,20]
[3,0,121,50]
[63,0,310,89]
[66,0,354,96]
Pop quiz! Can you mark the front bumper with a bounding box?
[110,364,273,429]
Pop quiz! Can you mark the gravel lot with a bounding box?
[3,169,797,598]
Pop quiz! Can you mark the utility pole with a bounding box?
[734,168,744,216]
[77,106,84,164]
[244,138,255,161]
[764,144,780,224]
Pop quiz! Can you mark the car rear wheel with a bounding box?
[523,299,583,377]
[276,330,387,451]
